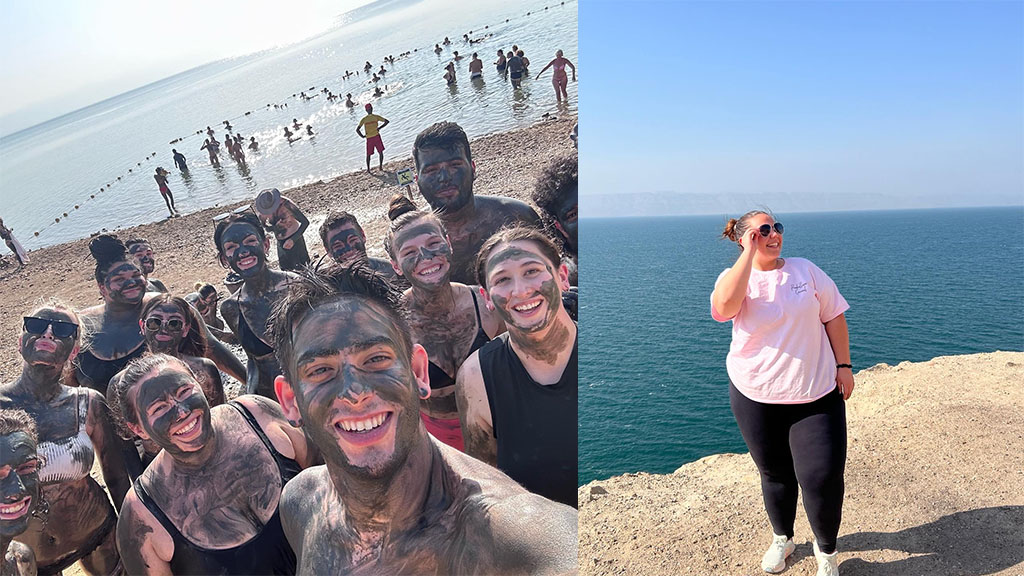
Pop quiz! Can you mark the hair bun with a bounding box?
[387,194,417,221]
[722,218,739,241]
[89,234,127,264]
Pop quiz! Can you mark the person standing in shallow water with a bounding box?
[153,167,178,217]
[455,226,578,508]
[537,49,577,102]
[269,263,577,574]
[710,209,852,576]
[172,148,188,172]
[356,103,389,174]
[413,121,541,285]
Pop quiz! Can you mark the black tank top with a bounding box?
[76,343,145,396]
[133,402,301,575]
[478,332,578,508]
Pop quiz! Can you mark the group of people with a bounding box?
[445,45,575,102]
[2,120,580,575]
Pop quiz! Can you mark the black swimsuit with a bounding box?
[236,305,275,357]
[76,343,145,395]
[426,290,491,390]
[133,402,301,575]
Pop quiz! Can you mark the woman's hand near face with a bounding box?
[739,227,761,255]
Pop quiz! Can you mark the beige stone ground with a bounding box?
[579,351,1024,576]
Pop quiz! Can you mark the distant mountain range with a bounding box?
[581,191,1024,218]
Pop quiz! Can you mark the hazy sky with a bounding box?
[580,1,1024,207]
[0,0,370,134]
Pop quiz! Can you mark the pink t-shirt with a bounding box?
[711,257,849,404]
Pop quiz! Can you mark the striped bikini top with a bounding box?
[37,389,95,485]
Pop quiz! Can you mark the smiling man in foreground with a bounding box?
[270,263,578,575]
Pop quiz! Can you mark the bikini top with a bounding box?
[76,343,146,396]
[37,388,95,485]
[234,299,275,358]
[426,289,491,390]
[132,401,300,576]
[553,60,566,72]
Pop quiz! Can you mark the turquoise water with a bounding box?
[578,206,1024,485]
[0,0,577,250]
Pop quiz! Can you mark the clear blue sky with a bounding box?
[580,1,1023,207]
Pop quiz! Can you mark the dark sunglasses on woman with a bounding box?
[759,222,784,237]
[23,317,79,339]
[145,317,185,332]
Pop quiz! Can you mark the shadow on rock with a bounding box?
[838,506,1024,575]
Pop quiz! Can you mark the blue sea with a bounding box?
[578,206,1024,485]
[0,0,577,251]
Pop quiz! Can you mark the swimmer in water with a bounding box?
[154,167,178,217]
[495,49,507,72]
[345,93,355,107]
[249,136,259,151]
[469,52,483,80]
[537,49,577,102]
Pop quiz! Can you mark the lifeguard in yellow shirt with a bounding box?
[356,103,390,173]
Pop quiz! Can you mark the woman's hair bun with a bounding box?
[722,218,739,241]
[387,194,417,221]
[89,234,127,264]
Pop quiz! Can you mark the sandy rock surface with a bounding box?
[579,351,1024,576]
[0,116,576,381]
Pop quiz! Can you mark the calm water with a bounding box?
[578,206,1024,485]
[0,0,577,250]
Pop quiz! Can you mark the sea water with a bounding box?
[578,206,1024,485]
[0,0,577,250]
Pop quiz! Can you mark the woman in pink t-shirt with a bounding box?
[711,210,853,576]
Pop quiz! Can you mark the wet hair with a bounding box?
[213,212,266,256]
[194,282,218,300]
[318,211,364,249]
[140,295,208,357]
[412,122,472,171]
[270,262,412,382]
[722,209,775,250]
[89,234,133,284]
[125,238,151,252]
[532,151,577,222]
[517,50,524,57]
[0,408,37,443]
[475,225,562,288]
[109,354,194,440]
[384,194,448,259]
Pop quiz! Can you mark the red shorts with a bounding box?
[366,134,384,155]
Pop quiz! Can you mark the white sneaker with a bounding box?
[761,533,795,573]
[813,540,839,576]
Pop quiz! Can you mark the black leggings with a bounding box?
[730,383,847,554]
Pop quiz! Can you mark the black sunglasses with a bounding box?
[145,317,185,332]
[758,222,784,237]
[23,317,79,339]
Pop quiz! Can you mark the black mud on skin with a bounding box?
[135,370,211,458]
[0,431,39,539]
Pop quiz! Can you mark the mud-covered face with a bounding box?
[0,431,40,538]
[133,367,212,457]
[415,145,474,213]
[288,297,422,479]
[325,224,367,265]
[554,186,578,254]
[19,308,78,367]
[142,304,188,354]
[393,219,451,289]
[101,261,146,305]
[484,241,565,333]
[128,243,156,274]
[219,222,268,278]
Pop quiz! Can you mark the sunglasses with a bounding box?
[758,222,784,237]
[144,317,185,332]
[23,317,79,339]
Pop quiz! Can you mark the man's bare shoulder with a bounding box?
[475,194,541,223]
[439,443,578,573]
